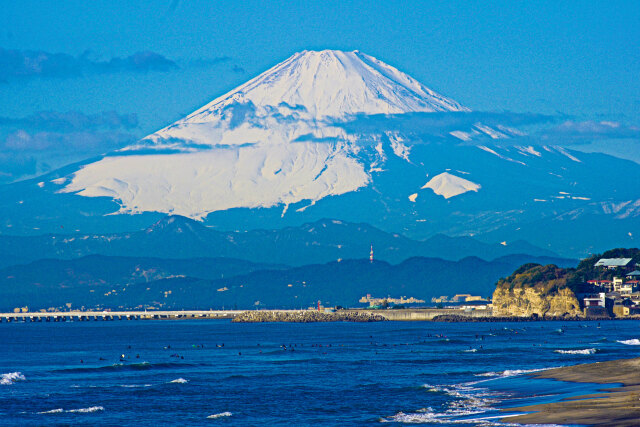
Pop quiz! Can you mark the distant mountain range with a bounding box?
[0,215,559,269]
[0,252,576,311]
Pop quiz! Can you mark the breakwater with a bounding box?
[232,308,494,322]
[431,314,584,322]
[232,310,387,323]
[0,308,496,323]
[0,310,241,322]
[370,308,492,321]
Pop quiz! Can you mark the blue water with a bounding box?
[1,320,640,426]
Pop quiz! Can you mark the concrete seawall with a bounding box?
[350,308,493,321]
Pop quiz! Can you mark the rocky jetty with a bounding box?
[232,310,386,323]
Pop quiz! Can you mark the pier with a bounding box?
[0,310,243,323]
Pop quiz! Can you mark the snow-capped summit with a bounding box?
[139,49,468,149]
[167,49,466,122]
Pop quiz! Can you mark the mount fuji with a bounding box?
[2,50,639,257]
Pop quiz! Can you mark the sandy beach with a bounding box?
[503,357,640,426]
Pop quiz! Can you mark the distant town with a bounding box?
[581,257,640,317]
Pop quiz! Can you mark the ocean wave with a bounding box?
[68,406,104,413]
[1,372,25,385]
[387,383,506,424]
[207,411,232,419]
[420,383,501,407]
[384,409,495,424]
[462,348,477,353]
[474,368,549,378]
[71,383,153,389]
[39,406,104,414]
[37,408,63,414]
[617,339,640,345]
[170,378,189,384]
[554,348,597,355]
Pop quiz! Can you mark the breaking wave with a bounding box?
[554,348,597,355]
[39,406,104,414]
[207,411,232,419]
[1,372,25,385]
[37,408,63,414]
[617,339,640,345]
[170,378,189,384]
[68,406,104,413]
[474,368,549,378]
[389,383,508,424]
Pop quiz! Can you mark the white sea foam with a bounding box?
[462,348,478,353]
[554,348,596,355]
[38,408,64,414]
[40,406,104,414]
[67,406,104,413]
[207,411,232,419]
[397,368,569,424]
[617,339,640,345]
[170,377,189,384]
[397,378,571,425]
[120,384,153,388]
[474,368,549,378]
[1,372,25,385]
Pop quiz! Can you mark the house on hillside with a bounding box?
[583,292,614,317]
[623,280,640,293]
[619,282,638,295]
[628,291,640,305]
[613,298,639,317]
[594,258,635,272]
[587,279,613,292]
[626,270,640,280]
[613,277,624,292]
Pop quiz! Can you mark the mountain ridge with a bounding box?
[0,215,559,268]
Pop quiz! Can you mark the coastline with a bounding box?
[502,357,640,426]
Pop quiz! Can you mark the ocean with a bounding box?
[1,319,640,426]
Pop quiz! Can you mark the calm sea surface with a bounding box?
[1,319,640,426]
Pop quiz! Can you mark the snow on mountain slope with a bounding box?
[421,172,481,199]
[63,142,368,218]
[61,50,468,218]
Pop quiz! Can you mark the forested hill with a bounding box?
[496,248,640,293]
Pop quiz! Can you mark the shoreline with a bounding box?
[501,357,640,426]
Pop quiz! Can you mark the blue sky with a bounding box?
[0,0,638,180]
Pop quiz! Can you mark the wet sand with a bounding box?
[503,357,640,426]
